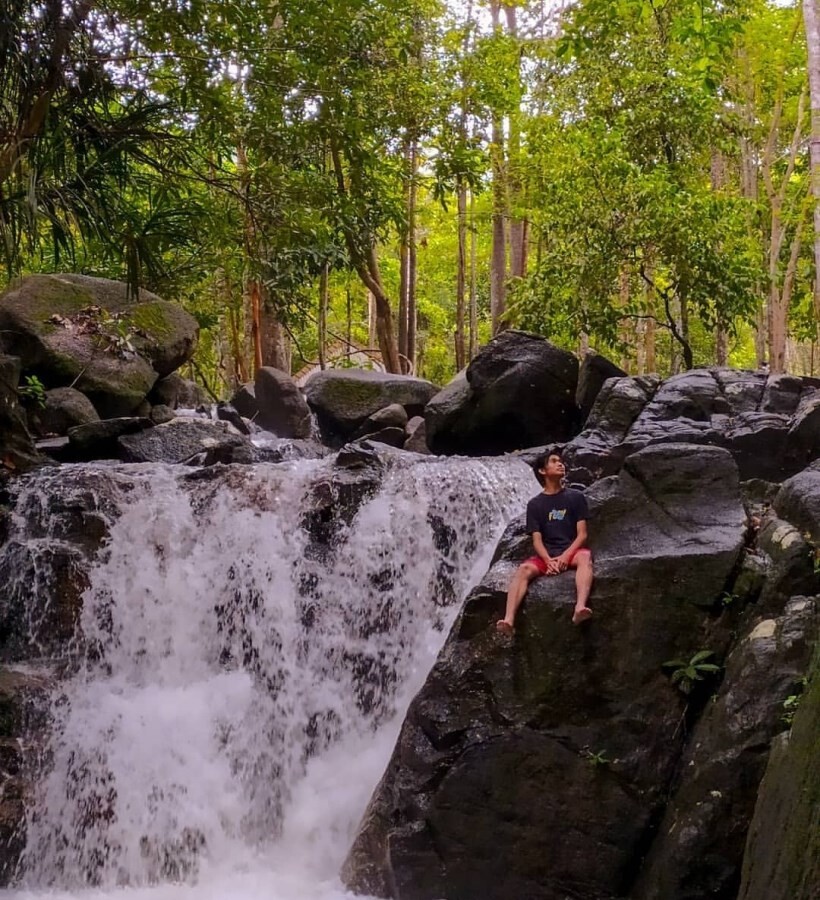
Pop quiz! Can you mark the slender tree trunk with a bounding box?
[456,176,468,370]
[346,283,353,362]
[455,0,473,369]
[329,139,401,372]
[490,0,507,334]
[504,3,527,281]
[804,0,820,350]
[407,140,418,372]
[711,149,729,365]
[645,317,656,373]
[218,265,247,385]
[636,318,646,375]
[762,19,806,372]
[250,281,263,373]
[469,188,479,360]
[679,296,690,363]
[318,265,329,370]
[641,258,656,373]
[618,267,631,371]
[398,138,411,361]
[367,291,377,349]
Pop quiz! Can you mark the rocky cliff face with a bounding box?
[343,450,819,900]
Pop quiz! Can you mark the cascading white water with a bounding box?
[3,454,530,900]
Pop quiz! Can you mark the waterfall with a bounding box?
[1,454,530,899]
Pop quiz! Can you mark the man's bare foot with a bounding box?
[572,607,593,625]
[495,620,514,636]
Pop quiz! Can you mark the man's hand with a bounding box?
[554,552,572,572]
[545,557,561,575]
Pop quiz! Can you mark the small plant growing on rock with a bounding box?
[781,677,808,727]
[580,747,610,768]
[663,650,722,695]
[17,374,46,408]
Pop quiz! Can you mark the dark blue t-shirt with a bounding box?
[525,488,589,556]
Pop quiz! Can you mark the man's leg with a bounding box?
[569,549,594,624]
[496,563,542,635]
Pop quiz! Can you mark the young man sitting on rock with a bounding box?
[496,449,593,634]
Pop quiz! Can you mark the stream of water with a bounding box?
[1,454,530,900]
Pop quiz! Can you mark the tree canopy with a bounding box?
[2,0,819,391]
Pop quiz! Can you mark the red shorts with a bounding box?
[524,547,591,575]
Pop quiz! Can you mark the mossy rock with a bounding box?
[303,368,437,444]
[739,642,820,900]
[0,275,199,417]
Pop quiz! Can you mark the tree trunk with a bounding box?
[711,149,729,364]
[250,281,263,373]
[398,139,411,361]
[504,3,527,282]
[259,290,291,372]
[715,328,729,368]
[329,139,401,372]
[367,291,376,349]
[469,188,479,360]
[455,176,467,370]
[489,0,507,334]
[407,140,418,372]
[318,265,329,370]
[804,0,820,350]
[618,267,631,371]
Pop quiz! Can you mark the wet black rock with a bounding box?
[425,331,580,456]
[67,417,154,462]
[27,387,99,437]
[343,444,747,900]
[117,419,249,464]
[565,368,820,483]
[738,641,820,900]
[254,366,312,438]
[0,355,41,472]
[576,350,627,425]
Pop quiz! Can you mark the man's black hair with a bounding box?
[532,447,563,486]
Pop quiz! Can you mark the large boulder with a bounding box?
[67,417,153,462]
[425,331,580,455]
[254,367,312,438]
[0,275,198,417]
[304,369,436,445]
[343,444,748,900]
[149,373,208,410]
[28,387,99,437]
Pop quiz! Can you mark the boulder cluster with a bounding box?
[0,276,818,900]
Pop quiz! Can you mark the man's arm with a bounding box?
[554,520,588,572]
[532,531,552,566]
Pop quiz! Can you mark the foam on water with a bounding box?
[3,454,531,900]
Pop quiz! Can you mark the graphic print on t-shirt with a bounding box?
[525,489,589,556]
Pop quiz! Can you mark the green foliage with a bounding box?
[580,747,611,768]
[17,375,46,408]
[663,649,723,696]
[782,678,808,727]
[2,0,817,390]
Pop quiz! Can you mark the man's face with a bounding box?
[541,454,565,480]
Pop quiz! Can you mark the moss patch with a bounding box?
[129,301,176,340]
